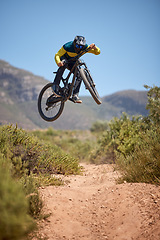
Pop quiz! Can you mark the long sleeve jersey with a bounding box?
[55,41,100,66]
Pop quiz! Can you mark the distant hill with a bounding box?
[0,60,149,130]
[103,90,148,116]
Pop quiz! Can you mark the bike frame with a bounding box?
[53,47,91,103]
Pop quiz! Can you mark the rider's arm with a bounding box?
[88,44,100,55]
[55,46,66,66]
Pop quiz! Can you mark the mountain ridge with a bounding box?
[0,60,148,130]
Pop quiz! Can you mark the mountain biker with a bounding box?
[52,36,100,103]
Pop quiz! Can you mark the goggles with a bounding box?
[76,44,83,49]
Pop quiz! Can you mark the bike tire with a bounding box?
[79,68,102,105]
[38,82,65,122]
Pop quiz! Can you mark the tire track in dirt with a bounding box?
[36,163,160,240]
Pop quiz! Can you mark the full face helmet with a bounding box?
[74,36,86,53]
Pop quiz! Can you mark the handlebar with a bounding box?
[75,46,91,59]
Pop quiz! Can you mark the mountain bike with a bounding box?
[38,47,102,122]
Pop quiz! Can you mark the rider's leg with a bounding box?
[65,62,82,103]
[73,77,82,95]
[53,65,66,85]
[52,65,66,96]
[72,72,82,103]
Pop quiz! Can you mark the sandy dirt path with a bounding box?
[37,163,160,240]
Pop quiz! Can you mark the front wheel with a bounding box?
[38,83,65,122]
[79,68,102,105]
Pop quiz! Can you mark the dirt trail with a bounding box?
[37,163,160,240]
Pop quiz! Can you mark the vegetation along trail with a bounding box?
[37,163,160,240]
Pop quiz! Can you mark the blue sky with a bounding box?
[0,0,160,97]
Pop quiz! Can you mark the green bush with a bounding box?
[0,124,81,239]
[116,126,160,184]
[145,85,160,125]
[90,120,109,133]
[0,154,35,240]
[32,128,97,163]
[89,86,160,184]
[20,175,43,218]
[89,113,134,164]
[89,130,115,164]
[115,86,160,184]
[0,124,80,176]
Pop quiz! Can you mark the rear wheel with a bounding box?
[38,83,64,121]
[79,68,102,105]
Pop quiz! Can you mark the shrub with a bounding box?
[0,124,81,239]
[0,124,80,176]
[89,86,160,184]
[117,126,160,184]
[20,175,43,219]
[89,113,138,164]
[0,154,35,240]
[32,128,97,163]
[115,86,160,184]
[90,120,109,133]
[145,85,160,125]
